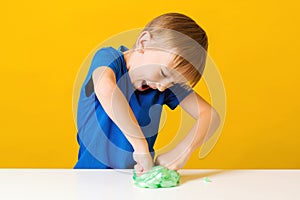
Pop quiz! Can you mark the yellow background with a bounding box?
[0,0,299,168]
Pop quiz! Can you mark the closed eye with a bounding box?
[160,69,167,78]
[161,68,176,86]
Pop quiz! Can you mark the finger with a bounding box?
[167,165,178,171]
[134,164,144,176]
[134,164,142,171]
[134,165,140,176]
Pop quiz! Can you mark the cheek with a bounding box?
[140,69,159,81]
[129,67,145,80]
[148,71,162,82]
[131,65,162,82]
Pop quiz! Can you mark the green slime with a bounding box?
[133,166,181,188]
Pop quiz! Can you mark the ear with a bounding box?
[135,31,151,53]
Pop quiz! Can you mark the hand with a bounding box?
[155,148,191,171]
[133,151,154,176]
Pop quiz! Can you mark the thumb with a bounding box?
[134,164,144,176]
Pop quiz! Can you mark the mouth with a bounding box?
[138,80,150,91]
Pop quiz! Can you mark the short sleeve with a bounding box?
[164,84,193,110]
[90,47,122,77]
[83,47,123,97]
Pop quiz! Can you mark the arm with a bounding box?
[155,91,221,170]
[93,67,153,172]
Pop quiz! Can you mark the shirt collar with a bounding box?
[118,45,129,52]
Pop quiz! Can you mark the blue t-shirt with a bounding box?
[74,46,193,169]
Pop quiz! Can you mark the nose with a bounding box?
[156,83,167,92]
[147,81,168,92]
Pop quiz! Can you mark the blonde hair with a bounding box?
[141,13,208,87]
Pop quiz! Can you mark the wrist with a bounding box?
[133,142,150,154]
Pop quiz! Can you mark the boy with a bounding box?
[74,13,220,174]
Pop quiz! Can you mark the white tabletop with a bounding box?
[0,169,299,200]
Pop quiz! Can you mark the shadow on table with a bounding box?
[180,170,228,184]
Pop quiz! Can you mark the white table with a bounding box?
[0,169,299,200]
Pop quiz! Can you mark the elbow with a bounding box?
[199,107,221,127]
[198,107,221,137]
[204,107,221,140]
[211,107,221,129]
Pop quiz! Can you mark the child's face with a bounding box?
[125,49,184,92]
